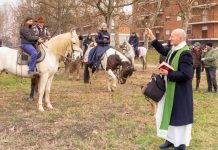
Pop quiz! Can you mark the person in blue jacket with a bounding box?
[129,32,139,57]
[88,22,111,70]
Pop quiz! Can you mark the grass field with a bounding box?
[0,50,218,150]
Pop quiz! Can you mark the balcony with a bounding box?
[189,20,218,25]
[189,16,218,25]
[192,2,218,9]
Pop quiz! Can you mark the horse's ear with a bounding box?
[70,28,76,35]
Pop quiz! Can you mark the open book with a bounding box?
[158,61,174,72]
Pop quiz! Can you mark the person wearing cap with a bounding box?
[191,42,204,90]
[201,43,217,92]
[32,16,51,41]
[128,32,139,57]
[88,22,111,70]
[19,17,43,76]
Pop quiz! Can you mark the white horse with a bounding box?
[0,30,81,112]
[84,43,134,92]
[122,41,148,70]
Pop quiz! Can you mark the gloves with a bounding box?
[38,38,44,44]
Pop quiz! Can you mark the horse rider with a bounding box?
[32,16,51,42]
[19,17,43,76]
[83,34,93,53]
[88,22,111,70]
[129,32,139,58]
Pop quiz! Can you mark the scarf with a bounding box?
[160,41,189,130]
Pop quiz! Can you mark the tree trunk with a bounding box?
[57,0,61,34]
[182,17,189,33]
[114,16,120,49]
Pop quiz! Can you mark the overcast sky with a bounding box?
[0,0,19,6]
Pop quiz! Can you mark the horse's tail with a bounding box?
[84,63,90,83]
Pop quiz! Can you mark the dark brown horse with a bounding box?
[64,50,83,80]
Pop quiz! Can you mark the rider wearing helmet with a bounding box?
[20,17,43,76]
[88,22,111,70]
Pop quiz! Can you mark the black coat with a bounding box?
[95,30,110,46]
[20,25,39,44]
[128,35,139,48]
[152,40,194,126]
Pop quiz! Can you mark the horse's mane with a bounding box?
[44,32,75,55]
[125,41,133,51]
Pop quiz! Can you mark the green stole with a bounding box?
[160,45,189,130]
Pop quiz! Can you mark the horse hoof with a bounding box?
[47,104,53,109]
[28,97,34,101]
[76,78,80,81]
[38,107,45,112]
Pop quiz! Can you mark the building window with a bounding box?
[187,28,192,35]
[156,30,160,40]
[177,16,182,21]
[202,26,208,38]
[166,16,171,21]
[202,10,208,22]
[166,30,170,35]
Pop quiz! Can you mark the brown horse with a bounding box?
[64,49,83,80]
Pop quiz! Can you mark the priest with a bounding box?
[146,28,194,150]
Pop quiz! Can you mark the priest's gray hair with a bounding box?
[173,28,187,40]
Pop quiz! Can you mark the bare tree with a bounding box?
[81,0,141,31]
[133,0,162,48]
[176,0,195,32]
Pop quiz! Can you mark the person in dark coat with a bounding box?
[191,42,204,90]
[83,34,93,54]
[128,32,139,57]
[0,39,2,47]
[146,28,194,150]
[88,22,111,70]
[19,17,43,76]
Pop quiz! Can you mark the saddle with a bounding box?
[16,48,46,65]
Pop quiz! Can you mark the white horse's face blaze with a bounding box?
[70,30,79,46]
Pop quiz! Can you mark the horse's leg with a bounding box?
[45,75,54,109]
[65,62,71,80]
[29,78,36,100]
[107,77,112,92]
[38,74,49,112]
[107,69,116,92]
[144,55,147,70]
[76,63,80,81]
[140,56,145,71]
[84,63,90,84]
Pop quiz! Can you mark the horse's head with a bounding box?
[119,61,134,84]
[122,41,128,53]
[70,29,81,50]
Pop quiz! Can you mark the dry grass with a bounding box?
[0,52,218,149]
